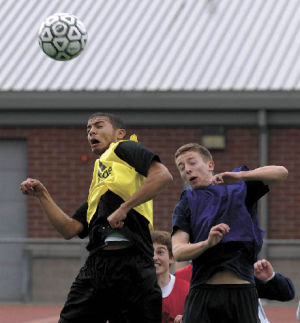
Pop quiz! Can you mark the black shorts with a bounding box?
[183,284,259,323]
[59,246,162,323]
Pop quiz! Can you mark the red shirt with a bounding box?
[176,264,192,283]
[162,276,190,323]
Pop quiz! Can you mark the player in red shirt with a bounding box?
[175,263,192,283]
[151,231,190,323]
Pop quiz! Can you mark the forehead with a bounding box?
[153,242,168,250]
[87,116,111,127]
[176,151,202,164]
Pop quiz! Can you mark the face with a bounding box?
[176,151,214,188]
[153,242,173,277]
[87,116,126,155]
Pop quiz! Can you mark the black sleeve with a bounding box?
[72,201,89,239]
[114,140,161,177]
[245,180,269,210]
[256,273,295,301]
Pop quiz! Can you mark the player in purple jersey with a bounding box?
[172,143,288,323]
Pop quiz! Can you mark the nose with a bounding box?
[89,125,96,135]
[185,167,192,174]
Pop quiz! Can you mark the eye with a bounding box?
[178,165,185,172]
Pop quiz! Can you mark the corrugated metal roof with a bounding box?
[0,0,299,91]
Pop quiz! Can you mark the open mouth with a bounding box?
[90,139,100,145]
[190,177,197,182]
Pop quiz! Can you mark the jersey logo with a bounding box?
[97,161,112,182]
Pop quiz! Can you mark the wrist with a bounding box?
[239,171,248,181]
[37,189,50,200]
[202,239,211,249]
[264,271,275,282]
[120,202,130,213]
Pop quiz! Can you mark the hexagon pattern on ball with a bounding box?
[38,13,88,61]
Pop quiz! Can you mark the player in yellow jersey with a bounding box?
[20,112,173,323]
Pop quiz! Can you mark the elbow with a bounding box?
[174,255,185,262]
[60,219,82,240]
[165,170,173,185]
[279,166,288,180]
[280,293,295,302]
[268,166,288,184]
[172,246,185,262]
[60,226,79,240]
[274,166,288,182]
[163,165,173,185]
[150,162,173,186]
[284,285,296,301]
[159,168,173,187]
[173,253,182,262]
[61,231,74,240]
[63,234,73,240]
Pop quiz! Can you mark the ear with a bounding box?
[169,256,175,265]
[208,160,215,172]
[116,128,126,140]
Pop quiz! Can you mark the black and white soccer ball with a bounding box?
[38,13,88,61]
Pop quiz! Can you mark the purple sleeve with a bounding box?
[172,190,191,236]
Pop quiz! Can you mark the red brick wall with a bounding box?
[0,126,297,238]
[269,128,300,239]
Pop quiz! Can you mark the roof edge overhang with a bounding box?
[0,90,300,126]
[1,90,300,110]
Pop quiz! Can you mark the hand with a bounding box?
[20,178,47,197]
[174,315,183,323]
[107,204,129,229]
[211,172,242,185]
[207,223,230,248]
[254,259,274,281]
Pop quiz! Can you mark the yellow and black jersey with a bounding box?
[72,139,161,259]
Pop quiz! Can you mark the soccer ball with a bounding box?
[38,13,88,61]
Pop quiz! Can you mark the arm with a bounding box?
[254,259,295,301]
[212,165,288,186]
[107,161,173,228]
[172,224,230,262]
[20,178,84,239]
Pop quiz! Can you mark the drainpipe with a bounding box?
[258,109,268,259]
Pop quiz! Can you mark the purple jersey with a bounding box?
[172,166,269,286]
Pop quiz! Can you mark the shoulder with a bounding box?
[174,190,190,211]
[115,140,160,166]
[116,140,153,154]
[113,140,160,176]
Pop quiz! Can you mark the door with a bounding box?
[0,140,27,300]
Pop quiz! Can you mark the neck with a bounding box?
[157,272,171,288]
[205,174,213,185]
[194,177,212,188]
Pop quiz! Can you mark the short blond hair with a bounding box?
[175,143,213,162]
